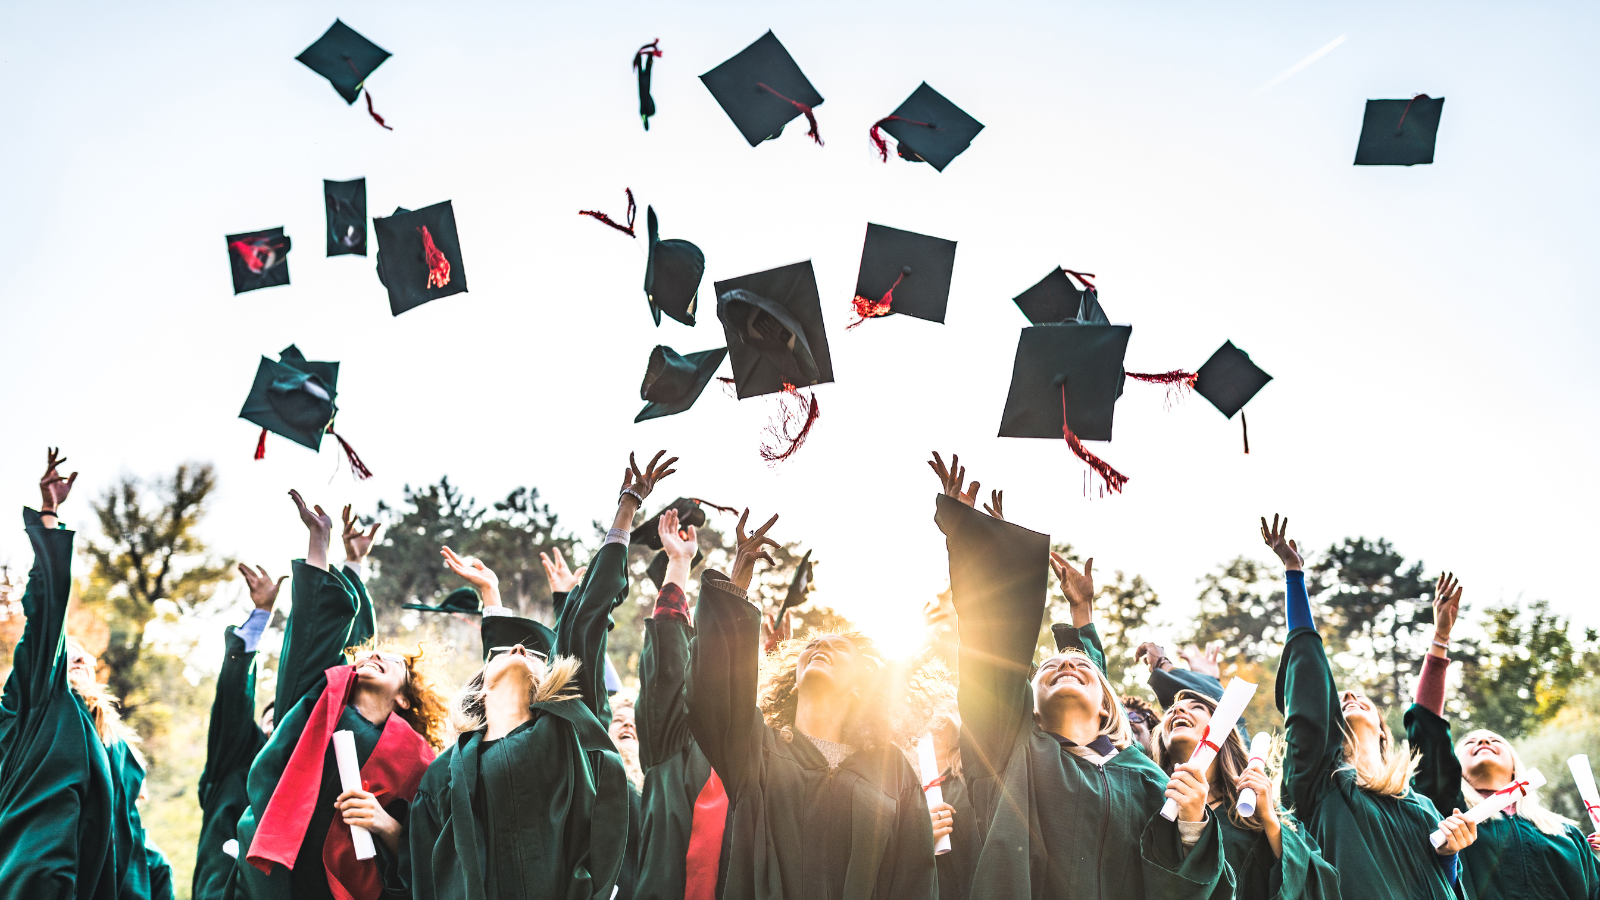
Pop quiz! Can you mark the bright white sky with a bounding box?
[2,1,1597,663]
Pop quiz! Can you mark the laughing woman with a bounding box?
[1405,573,1600,900]
[407,451,673,900]
[1264,514,1477,900]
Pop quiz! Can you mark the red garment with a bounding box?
[652,582,690,624]
[684,769,728,900]
[1416,652,1450,716]
[247,665,436,900]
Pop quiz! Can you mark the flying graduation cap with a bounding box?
[226,228,291,294]
[296,20,394,129]
[637,346,728,422]
[324,179,367,256]
[373,201,467,316]
[849,224,958,327]
[701,31,825,147]
[630,497,732,591]
[1194,341,1272,453]
[716,262,832,461]
[644,207,705,326]
[633,40,663,130]
[869,83,984,171]
[1354,95,1444,166]
[238,345,372,478]
[404,586,482,616]
[779,549,814,615]
[1013,268,1108,325]
[999,324,1133,494]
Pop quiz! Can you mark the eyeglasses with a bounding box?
[488,646,548,662]
[352,651,407,667]
[1125,711,1149,726]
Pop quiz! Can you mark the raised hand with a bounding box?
[1134,641,1174,672]
[1050,552,1094,627]
[238,564,287,611]
[39,447,78,514]
[983,489,1005,521]
[928,451,980,507]
[1431,572,1463,643]
[290,490,333,571]
[1260,514,1303,571]
[442,546,501,608]
[1180,640,1224,678]
[731,508,779,592]
[341,505,381,565]
[620,450,679,506]
[659,508,698,563]
[539,547,587,593]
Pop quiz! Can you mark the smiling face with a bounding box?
[1457,729,1516,790]
[1032,652,1106,719]
[352,650,411,703]
[796,634,864,696]
[1161,696,1214,763]
[67,644,97,683]
[610,703,638,748]
[1340,690,1381,735]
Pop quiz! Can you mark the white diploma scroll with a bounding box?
[1236,731,1273,818]
[1162,677,1259,821]
[1570,755,1600,830]
[332,730,377,860]
[917,734,952,855]
[222,839,239,859]
[1429,768,1547,848]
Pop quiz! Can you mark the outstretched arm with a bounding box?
[274,491,360,714]
[9,448,79,721]
[638,508,700,769]
[1048,553,1108,676]
[1407,572,1466,818]
[1263,514,1340,818]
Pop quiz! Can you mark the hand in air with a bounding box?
[731,508,779,592]
[238,564,287,611]
[1434,809,1478,854]
[620,450,678,504]
[290,490,333,535]
[441,546,500,608]
[1180,641,1224,678]
[1431,571,1463,640]
[1051,552,1095,626]
[983,489,1005,521]
[540,547,587,593]
[1133,641,1172,672]
[39,447,78,512]
[1260,514,1303,571]
[659,508,698,563]
[341,505,381,564]
[928,451,980,507]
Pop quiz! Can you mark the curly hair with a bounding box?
[348,640,452,751]
[757,630,954,753]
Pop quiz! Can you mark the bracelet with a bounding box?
[619,487,645,505]
[1431,638,1450,650]
[40,508,57,517]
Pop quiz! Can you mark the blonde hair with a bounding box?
[450,654,582,735]
[347,640,453,751]
[1031,649,1134,751]
[1337,695,1418,799]
[65,637,143,763]
[1155,690,1263,831]
[1455,729,1575,837]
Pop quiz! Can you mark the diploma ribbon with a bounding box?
[1585,801,1600,824]
[1492,779,1532,801]
[923,774,947,793]
[1196,725,1222,757]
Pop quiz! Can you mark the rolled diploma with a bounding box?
[333,730,377,860]
[1568,755,1600,829]
[1236,731,1273,817]
[917,734,951,855]
[222,839,239,859]
[1430,768,1547,848]
[1162,676,1258,821]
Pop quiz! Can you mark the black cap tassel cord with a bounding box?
[345,57,392,130]
[579,188,638,237]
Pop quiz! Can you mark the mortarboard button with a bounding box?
[226,228,291,295]
[701,31,825,147]
[633,40,663,130]
[1012,268,1107,325]
[849,224,958,328]
[1354,95,1444,166]
[324,179,367,257]
[869,83,984,172]
[999,324,1133,493]
[1194,341,1272,453]
[372,201,467,316]
[636,345,729,422]
[644,207,705,326]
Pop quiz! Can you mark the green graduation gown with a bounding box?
[110,737,173,900]
[934,771,979,900]
[406,541,632,900]
[936,495,1230,900]
[193,625,267,900]
[687,569,939,900]
[0,508,118,900]
[1212,812,1342,900]
[1407,703,1600,900]
[1277,627,1462,900]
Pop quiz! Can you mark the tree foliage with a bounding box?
[1454,600,1600,739]
[1309,537,1432,716]
[1038,542,1165,696]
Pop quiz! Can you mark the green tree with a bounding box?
[1309,537,1432,715]
[1188,555,1288,735]
[1038,542,1164,696]
[1454,600,1600,739]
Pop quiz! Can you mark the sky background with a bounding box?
[2,0,1597,662]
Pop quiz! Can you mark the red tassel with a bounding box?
[633,39,663,70]
[847,270,905,329]
[254,427,268,461]
[1061,385,1127,495]
[330,430,374,480]
[689,498,739,515]
[1397,94,1431,133]
[1126,369,1198,409]
[1063,270,1097,291]
[578,188,638,237]
[229,238,286,274]
[756,83,823,145]
[417,226,451,289]
[868,115,936,162]
[760,384,821,464]
[364,91,393,130]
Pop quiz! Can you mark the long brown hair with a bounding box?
[351,640,452,751]
[1155,689,1259,831]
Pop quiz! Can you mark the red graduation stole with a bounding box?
[246,664,436,900]
[683,768,728,900]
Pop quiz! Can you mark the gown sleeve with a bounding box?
[686,571,764,800]
[198,625,264,810]
[1404,703,1463,819]
[1148,667,1225,707]
[638,584,694,770]
[1275,623,1342,820]
[1050,622,1109,677]
[1139,810,1231,900]
[7,508,75,728]
[554,541,629,721]
[272,560,361,718]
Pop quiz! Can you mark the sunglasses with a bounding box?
[352,651,407,667]
[488,646,549,662]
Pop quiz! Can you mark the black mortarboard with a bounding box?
[714,261,834,399]
[373,201,467,316]
[480,613,556,662]
[297,20,391,105]
[631,498,711,549]
[1195,341,1272,453]
[239,345,339,451]
[778,549,814,615]
[405,586,482,616]
[700,31,824,147]
[851,224,957,325]
[871,83,984,172]
[324,179,367,257]
[644,207,705,326]
[1012,268,1107,325]
[225,228,291,295]
[633,40,662,130]
[999,324,1131,443]
[644,548,705,592]
[1354,96,1444,166]
[637,346,728,422]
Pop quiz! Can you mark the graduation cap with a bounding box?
[999,324,1133,493]
[869,83,984,171]
[630,497,735,548]
[1354,95,1444,166]
[644,548,704,592]
[405,586,481,616]
[238,345,372,477]
[715,261,833,399]
[373,201,467,316]
[1194,341,1272,453]
[849,224,958,327]
[226,228,291,294]
[324,179,367,257]
[637,346,728,422]
[701,31,824,147]
[644,207,704,326]
[1013,268,1107,325]
[633,40,663,130]
[779,549,814,615]
[480,613,556,663]
[296,20,393,129]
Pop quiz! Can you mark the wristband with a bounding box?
[619,487,645,505]
[1432,638,1450,650]
[40,509,57,517]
